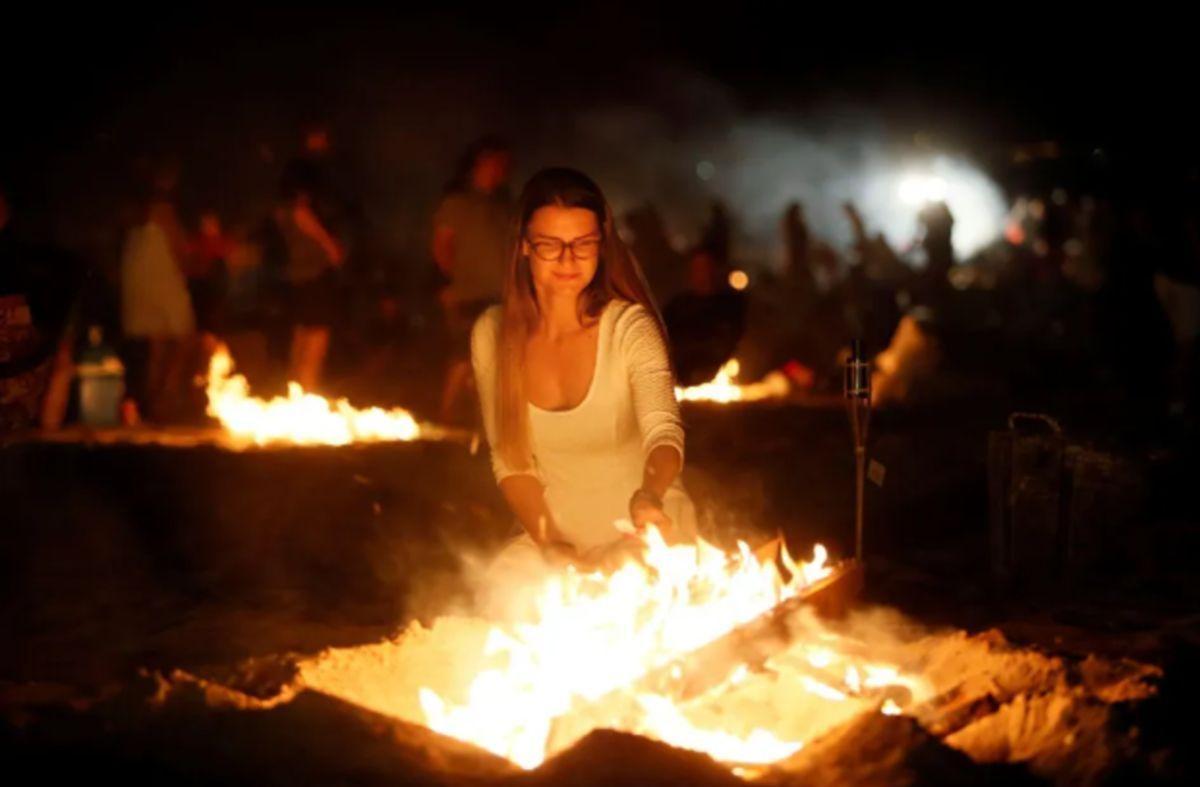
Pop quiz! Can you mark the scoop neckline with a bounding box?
[528,301,617,415]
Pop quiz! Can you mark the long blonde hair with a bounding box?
[495,167,665,472]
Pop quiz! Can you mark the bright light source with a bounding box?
[860,156,1007,261]
[704,120,1007,264]
[728,269,749,290]
[897,174,948,206]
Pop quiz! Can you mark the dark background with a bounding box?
[4,5,1197,269]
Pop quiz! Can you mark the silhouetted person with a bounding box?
[186,210,233,339]
[1097,202,1176,427]
[0,183,61,431]
[120,161,196,422]
[700,201,732,267]
[783,202,810,272]
[782,201,816,303]
[839,201,905,357]
[279,123,366,308]
[274,181,344,392]
[279,123,355,242]
[843,201,908,286]
[432,136,514,422]
[664,246,747,385]
[625,203,683,303]
[916,200,955,305]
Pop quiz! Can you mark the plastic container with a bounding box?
[76,325,125,427]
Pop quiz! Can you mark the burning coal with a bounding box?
[204,346,421,446]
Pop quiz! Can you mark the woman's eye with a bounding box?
[574,240,600,257]
[532,242,560,258]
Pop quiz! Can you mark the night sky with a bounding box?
[7,7,1194,147]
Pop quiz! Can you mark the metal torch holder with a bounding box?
[844,341,871,563]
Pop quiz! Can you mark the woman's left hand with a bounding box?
[630,488,675,541]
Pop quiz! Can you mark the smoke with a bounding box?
[504,73,1009,268]
[373,64,1011,270]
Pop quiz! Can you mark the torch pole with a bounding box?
[844,340,871,563]
[855,445,865,562]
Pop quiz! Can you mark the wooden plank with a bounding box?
[546,560,866,754]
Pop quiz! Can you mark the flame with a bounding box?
[205,346,420,446]
[634,694,803,764]
[675,359,791,404]
[292,528,931,772]
[417,529,844,769]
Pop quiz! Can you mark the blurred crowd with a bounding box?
[2,126,1199,441]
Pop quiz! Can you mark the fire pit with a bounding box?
[82,530,1156,787]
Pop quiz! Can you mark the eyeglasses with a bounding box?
[527,235,602,262]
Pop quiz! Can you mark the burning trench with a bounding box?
[153,528,1161,785]
[205,346,466,447]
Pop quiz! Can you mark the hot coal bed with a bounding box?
[2,402,1197,786]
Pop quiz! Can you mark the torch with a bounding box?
[844,339,871,562]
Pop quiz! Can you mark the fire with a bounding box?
[396,530,927,771]
[675,359,790,404]
[205,346,420,446]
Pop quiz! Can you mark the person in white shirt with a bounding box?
[471,167,697,575]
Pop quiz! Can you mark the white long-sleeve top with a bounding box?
[471,299,692,551]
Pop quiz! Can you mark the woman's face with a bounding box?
[524,205,602,301]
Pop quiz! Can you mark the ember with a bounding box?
[675,359,791,404]
[205,346,422,446]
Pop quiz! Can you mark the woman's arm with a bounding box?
[620,304,687,536]
[498,474,573,549]
[641,443,682,499]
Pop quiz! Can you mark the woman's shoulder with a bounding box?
[608,298,652,323]
[607,300,669,365]
[609,299,660,337]
[471,303,503,339]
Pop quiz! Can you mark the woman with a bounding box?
[471,167,697,570]
[433,136,513,422]
[120,164,196,422]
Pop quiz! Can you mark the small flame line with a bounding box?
[205,346,421,445]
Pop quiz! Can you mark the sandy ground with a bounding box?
[3,395,1199,783]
